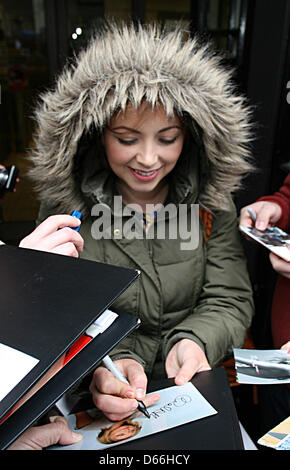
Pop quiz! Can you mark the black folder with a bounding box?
[0,244,140,449]
[116,368,244,450]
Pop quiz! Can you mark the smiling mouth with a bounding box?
[133,169,158,176]
[129,167,161,181]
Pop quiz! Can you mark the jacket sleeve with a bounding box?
[162,201,255,367]
[257,173,290,232]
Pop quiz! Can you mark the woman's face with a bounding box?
[103,102,184,204]
[97,419,141,444]
[108,422,139,442]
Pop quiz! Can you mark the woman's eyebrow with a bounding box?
[110,125,181,133]
[158,126,181,133]
[110,126,141,133]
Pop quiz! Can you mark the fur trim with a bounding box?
[29,21,253,214]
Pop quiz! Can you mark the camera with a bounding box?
[0,165,19,193]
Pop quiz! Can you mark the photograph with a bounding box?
[258,416,290,450]
[233,349,290,384]
[50,382,217,450]
[240,225,290,261]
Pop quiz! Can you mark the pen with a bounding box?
[71,210,82,231]
[247,208,257,223]
[102,355,150,419]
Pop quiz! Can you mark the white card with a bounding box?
[51,381,217,450]
[0,343,39,402]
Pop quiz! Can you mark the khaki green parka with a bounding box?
[32,23,254,379]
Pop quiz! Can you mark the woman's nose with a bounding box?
[135,143,159,168]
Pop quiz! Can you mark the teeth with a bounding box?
[134,169,156,176]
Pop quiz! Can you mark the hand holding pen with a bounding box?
[239,201,282,231]
[89,358,160,422]
[102,356,150,418]
[19,214,84,257]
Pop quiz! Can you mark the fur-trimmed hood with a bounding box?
[29,22,253,215]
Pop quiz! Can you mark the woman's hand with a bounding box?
[8,416,82,450]
[239,201,282,230]
[89,359,159,421]
[269,252,290,279]
[281,341,290,352]
[19,215,84,257]
[165,339,211,385]
[240,201,290,278]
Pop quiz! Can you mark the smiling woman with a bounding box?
[29,22,254,423]
[103,102,185,210]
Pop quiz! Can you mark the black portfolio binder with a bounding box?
[0,244,140,449]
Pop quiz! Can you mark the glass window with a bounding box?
[195,0,244,61]
[67,0,132,55]
[146,0,191,31]
[0,0,48,224]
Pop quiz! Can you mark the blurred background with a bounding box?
[0,0,289,446]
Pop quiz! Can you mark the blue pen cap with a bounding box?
[71,210,82,231]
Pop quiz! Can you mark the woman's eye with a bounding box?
[159,137,178,144]
[117,137,137,145]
